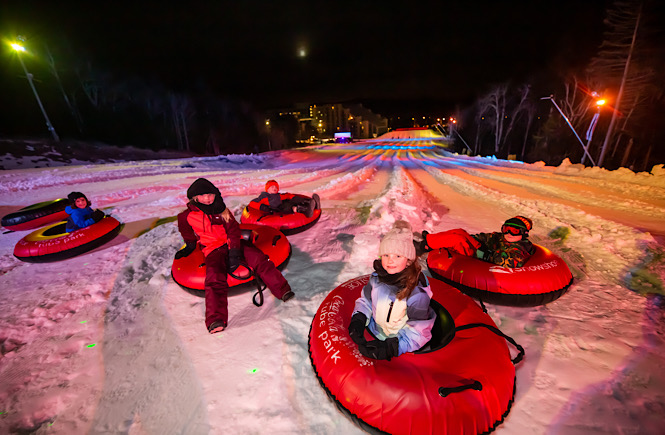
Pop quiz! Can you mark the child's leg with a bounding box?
[243,245,291,299]
[204,247,231,328]
[277,199,297,214]
[426,229,480,256]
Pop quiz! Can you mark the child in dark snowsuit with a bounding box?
[348,220,435,361]
[65,192,105,232]
[177,178,295,334]
[251,180,320,218]
[421,216,536,268]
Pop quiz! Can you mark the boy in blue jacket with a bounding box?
[65,192,105,232]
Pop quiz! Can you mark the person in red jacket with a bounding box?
[176,178,294,334]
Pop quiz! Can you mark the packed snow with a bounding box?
[0,140,664,434]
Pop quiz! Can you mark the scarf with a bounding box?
[193,195,226,215]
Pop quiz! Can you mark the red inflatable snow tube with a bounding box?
[171,223,291,294]
[309,275,523,435]
[1,198,69,231]
[427,244,573,307]
[240,193,321,235]
[13,216,122,263]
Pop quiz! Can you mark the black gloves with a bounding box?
[348,312,368,345]
[358,337,399,361]
[91,209,105,222]
[175,242,196,259]
[228,248,251,279]
[259,204,274,213]
[420,230,432,253]
[349,312,399,361]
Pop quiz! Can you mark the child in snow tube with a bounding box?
[348,220,436,360]
[65,192,105,232]
[421,216,535,268]
[252,180,320,218]
[176,178,295,334]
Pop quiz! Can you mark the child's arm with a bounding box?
[220,209,242,251]
[252,192,269,203]
[352,282,373,319]
[70,208,96,229]
[177,211,198,245]
[397,289,436,355]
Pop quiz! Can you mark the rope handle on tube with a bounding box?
[455,323,525,365]
[252,277,266,307]
[439,381,482,397]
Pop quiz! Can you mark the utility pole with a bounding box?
[12,40,60,142]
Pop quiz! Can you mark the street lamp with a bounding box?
[582,96,605,165]
[541,95,595,166]
[11,40,60,142]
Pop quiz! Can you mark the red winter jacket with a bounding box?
[177,202,242,257]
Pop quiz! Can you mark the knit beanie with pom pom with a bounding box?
[379,220,416,261]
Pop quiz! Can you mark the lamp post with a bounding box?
[541,95,595,166]
[582,97,605,165]
[11,41,60,142]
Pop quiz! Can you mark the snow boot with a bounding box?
[208,320,226,334]
[281,291,295,302]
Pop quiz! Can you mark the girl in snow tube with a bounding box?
[1,198,68,231]
[241,180,321,235]
[308,275,523,435]
[348,220,436,362]
[423,217,573,306]
[13,216,122,263]
[171,223,292,300]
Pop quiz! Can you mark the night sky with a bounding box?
[2,1,610,116]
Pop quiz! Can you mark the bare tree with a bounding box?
[503,84,532,157]
[587,0,654,167]
[169,93,194,151]
[476,84,534,157]
[476,85,507,155]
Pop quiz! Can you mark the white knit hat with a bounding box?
[379,220,416,261]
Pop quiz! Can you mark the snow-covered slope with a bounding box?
[1,143,664,434]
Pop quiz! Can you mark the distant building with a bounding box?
[310,103,388,140]
[265,102,388,144]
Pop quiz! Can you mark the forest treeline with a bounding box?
[453,0,665,171]
[3,0,664,169]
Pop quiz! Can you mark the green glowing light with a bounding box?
[248,368,259,374]
[83,263,89,266]
[86,344,96,348]
[80,320,87,324]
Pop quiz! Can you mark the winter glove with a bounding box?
[358,337,399,361]
[228,248,251,280]
[91,209,105,223]
[259,204,274,214]
[348,312,368,345]
[419,230,432,253]
[175,242,197,259]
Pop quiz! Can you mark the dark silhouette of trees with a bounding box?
[3,36,271,156]
[455,0,664,170]
[587,0,659,169]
